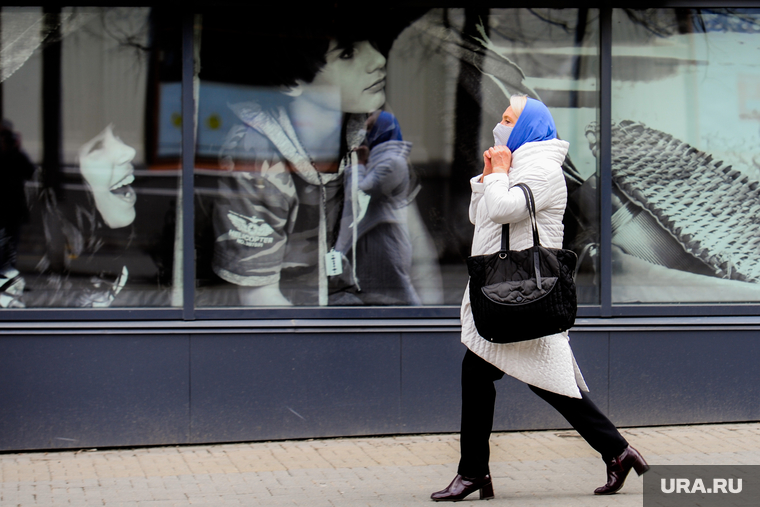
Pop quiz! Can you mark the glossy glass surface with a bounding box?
[611,9,760,303]
[193,8,600,307]
[0,7,181,308]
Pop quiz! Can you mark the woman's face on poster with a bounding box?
[78,125,137,229]
[309,40,387,113]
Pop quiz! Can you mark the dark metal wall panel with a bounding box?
[398,331,611,434]
[399,332,464,433]
[609,331,760,426]
[3,326,759,452]
[491,331,611,431]
[0,335,190,452]
[189,333,402,443]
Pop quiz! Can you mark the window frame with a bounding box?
[3,3,760,322]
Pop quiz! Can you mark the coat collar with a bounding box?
[511,138,569,169]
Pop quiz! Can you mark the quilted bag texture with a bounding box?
[467,184,578,343]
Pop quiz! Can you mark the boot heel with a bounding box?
[595,446,649,495]
[634,460,650,476]
[631,447,650,476]
[479,481,494,500]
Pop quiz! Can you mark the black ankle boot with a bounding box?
[594,446,650,495]
[431,474,494,501]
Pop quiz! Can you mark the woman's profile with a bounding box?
[198,11,407,307]
[27,125,136,308]
[431,95,648,501]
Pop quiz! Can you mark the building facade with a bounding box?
[2,4,760,451]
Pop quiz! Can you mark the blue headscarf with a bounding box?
[367,111,403,149]
[506,98,557,152]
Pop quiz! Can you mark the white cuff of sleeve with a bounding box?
[470,174,485,193]
[483,172,510,184]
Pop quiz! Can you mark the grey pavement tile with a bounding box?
[237,497,299,507]
[268,486,306,497]
[327,500,373,507]
[130,502,184,507]
[184,493,234,504]
[150,489,190,502]
[3,424,760,507]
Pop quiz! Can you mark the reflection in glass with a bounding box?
[384,8,600,304]
[610,9,760,303]
[0,7,180,308]
[194,7,600,307]
[194,10,436,307]
[34,126,136,308]
[0,121,35,308]
[336,111,421,305]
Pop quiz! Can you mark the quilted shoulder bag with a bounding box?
[466,183,578,343]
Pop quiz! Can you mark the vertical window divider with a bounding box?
[599,7,612,318]
[181,11,196,321]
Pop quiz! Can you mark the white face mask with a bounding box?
[493,123,513,147]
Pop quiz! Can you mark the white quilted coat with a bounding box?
[461,138,588,398]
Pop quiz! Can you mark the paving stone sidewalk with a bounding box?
[2,423,760,507]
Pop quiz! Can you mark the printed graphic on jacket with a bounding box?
[225,211,275,248]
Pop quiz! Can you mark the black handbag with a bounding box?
[466,183,578,343]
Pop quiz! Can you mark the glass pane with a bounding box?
[194,7,599,307]
[611,8,760,303]
[0,7,182,309]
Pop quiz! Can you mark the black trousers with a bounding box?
[458,349,629,477]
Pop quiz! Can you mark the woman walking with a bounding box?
[431,95,649,502]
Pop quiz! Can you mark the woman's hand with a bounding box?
[488,146,512,175]
[355,144,370,165]
[480,150,493,182]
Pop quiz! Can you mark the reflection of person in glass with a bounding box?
[0,120,36,308]
[205,19,391,306]
[33,125,134,308]
[431,96,649,502]
[335,111,421,305]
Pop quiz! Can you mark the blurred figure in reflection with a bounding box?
[336,110,421,305]
[32,125,134,308]
[0,120,36,308]
[199,13,395,306]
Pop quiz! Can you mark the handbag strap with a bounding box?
[501,183,544,291]
[501,183,541,251]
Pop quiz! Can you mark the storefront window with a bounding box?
[0,7,181,308]
[193,7,600,307]
[610,8,760,303]
[4,5,760,316]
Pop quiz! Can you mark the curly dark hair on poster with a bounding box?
[198,7,390,90]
